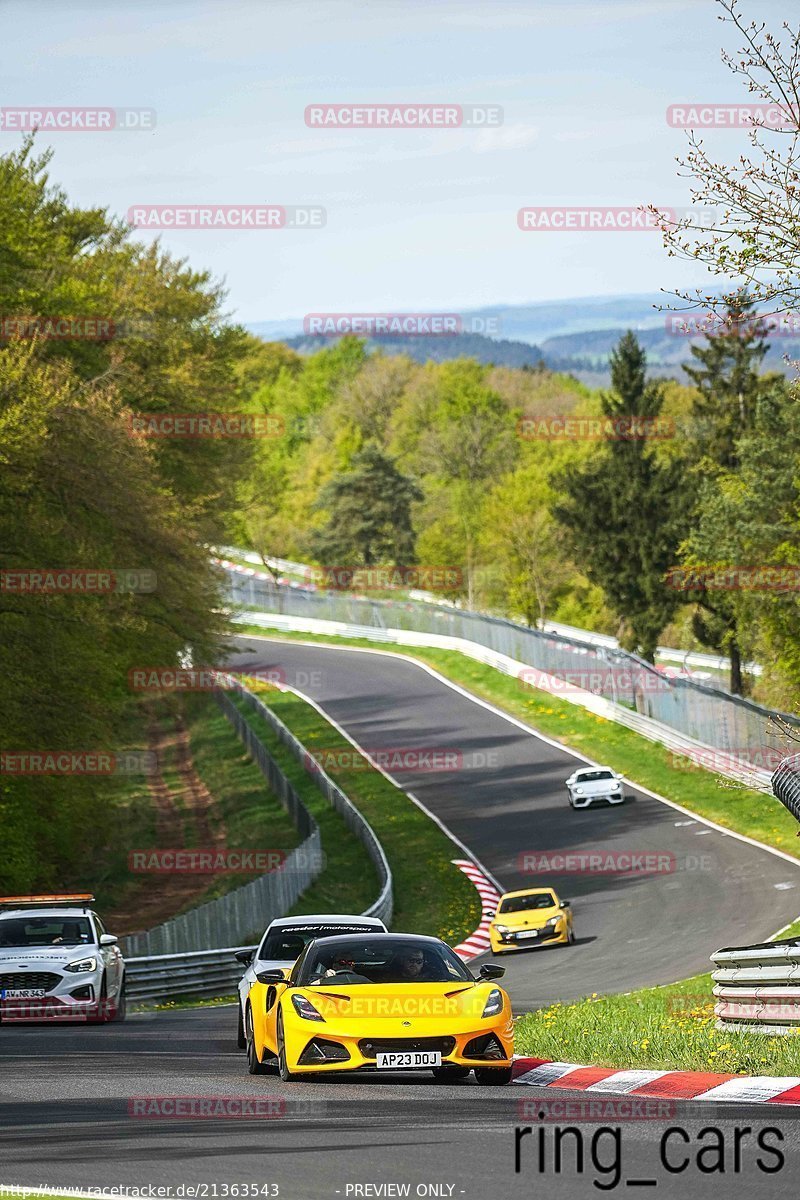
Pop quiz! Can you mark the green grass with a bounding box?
[233,683,481,945]
[132,994,237,1013]
[228,690,380,918]
[237,624,800,860]
[515,970,800,1077]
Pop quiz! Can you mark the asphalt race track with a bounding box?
[228,635,800,1010]
[1,1007,799,1199]
[3,634,800,1200]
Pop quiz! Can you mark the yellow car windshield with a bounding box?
[298,936,472,986]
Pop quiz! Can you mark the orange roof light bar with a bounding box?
[0,893,95,906]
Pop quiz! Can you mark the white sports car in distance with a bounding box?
[0,894,126,1023]
[234,913,387,1048]
[566,766,626,808]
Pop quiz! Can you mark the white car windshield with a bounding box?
[576,770,615,782]
[259,923,381,961]
[0,916,93,947]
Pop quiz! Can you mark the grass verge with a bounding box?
[515,967,800,1077]
[228,689,380,918]
[231,683,481,944]
[237,624,800,859]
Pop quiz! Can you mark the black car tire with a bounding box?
[474,1066,513,1085]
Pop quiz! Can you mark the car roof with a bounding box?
[266,914,386,928]
[499,888,558,900]
[574,765,614,773]
[0,908,95,920]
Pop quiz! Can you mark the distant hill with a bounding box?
[283,331,547,369]
[246,292,799,385]
[245,292,671,347]
[539,326,800,383]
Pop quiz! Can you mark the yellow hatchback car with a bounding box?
[244,933,514,1084]
[488,887,575,954]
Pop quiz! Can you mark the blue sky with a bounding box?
[1,0,788,323]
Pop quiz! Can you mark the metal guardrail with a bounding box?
[126,944,257,1003]
[712,937,800,1034]
[227,678,393,926]
[225,568,799,772]
[121,679,392,993]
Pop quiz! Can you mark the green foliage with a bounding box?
[0,141,253,891]
[311,444,422,566]
[553,333,689,660]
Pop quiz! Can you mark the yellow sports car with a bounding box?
[488,887,574,954]
[244,933,514,1084]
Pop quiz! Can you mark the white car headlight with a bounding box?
[481,988,503,1018]
[545,917,561,929]
[64,956,98,973]
[493,924,510,934]
[574,787,584,795]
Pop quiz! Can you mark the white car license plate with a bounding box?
[376,1051,441,1069]
[516,930,542,940]
[1,989,47,999]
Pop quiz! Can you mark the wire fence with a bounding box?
[228,570,800,770]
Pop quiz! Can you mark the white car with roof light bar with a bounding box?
[565,766,626,808]
[234,913,387,1048]
[0,895,126,1024]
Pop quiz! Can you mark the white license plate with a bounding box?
[516,930,543,940]
[1,989,47,999]
[376,1051,442,1069]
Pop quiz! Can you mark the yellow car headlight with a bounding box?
[481,988,504,1018]
[291,994,325,1022]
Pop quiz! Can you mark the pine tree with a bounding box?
[311,445,422,566]
[683,292,767,470]
[554,333,689,661]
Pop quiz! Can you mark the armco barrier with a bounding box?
[120,681,391,958]
[712,937,800,1034]
[225,676,393,926]
[224,565,798,778]
[125,945,257,1003]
